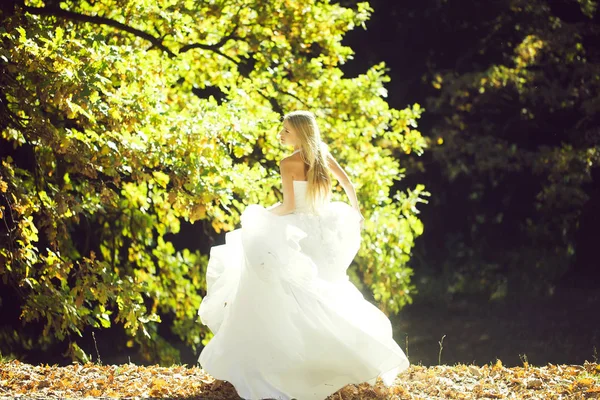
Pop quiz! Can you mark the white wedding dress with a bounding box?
[198,181,409,400]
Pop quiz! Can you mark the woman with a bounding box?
[198,111,409,400]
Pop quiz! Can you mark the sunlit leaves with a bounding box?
[1,0,426,363]
[576,0,598,17]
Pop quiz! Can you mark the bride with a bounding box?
[197,110,409,400]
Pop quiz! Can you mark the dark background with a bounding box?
[337,0,600,366]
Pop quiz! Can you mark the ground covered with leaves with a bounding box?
[1,360,599,399]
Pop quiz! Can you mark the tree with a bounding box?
[417,0,600,298]
[0,0,427,363]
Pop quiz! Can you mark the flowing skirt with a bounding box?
[198,203,409,400]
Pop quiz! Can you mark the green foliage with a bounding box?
[0,0,426,363]
[421,0,600,297]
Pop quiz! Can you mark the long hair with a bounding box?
[283,111,331,211]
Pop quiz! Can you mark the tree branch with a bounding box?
[257,90,283,115]
[275,85,311,109]
[179,26,240,54]
[23,6,178,57]
[22,5,293,115]
[179,5,243,53]
[23,5,246,65]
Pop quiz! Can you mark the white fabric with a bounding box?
[198,181,409,400]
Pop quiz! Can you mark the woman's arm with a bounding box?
[269,158,296,216]
[327,153,365,224]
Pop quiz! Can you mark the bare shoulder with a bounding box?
[281,152,304,167]
[280,152,306,178]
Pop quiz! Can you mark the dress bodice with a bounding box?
[293,181,310,213]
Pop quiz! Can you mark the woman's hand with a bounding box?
[269,203,295,216]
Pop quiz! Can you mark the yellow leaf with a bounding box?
[576,378,594,387]
[493,359,503,370]
[152,171,169,188]
[86,389,103,397]
[75,291,84,307]
[190,204,206,221]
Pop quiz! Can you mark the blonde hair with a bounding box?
[283,110,331,211]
